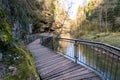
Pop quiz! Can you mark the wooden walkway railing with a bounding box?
[27,39,101,80]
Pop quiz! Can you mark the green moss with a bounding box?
[0,7,11,43]
[0,7,39,80]
[4,46,39,80]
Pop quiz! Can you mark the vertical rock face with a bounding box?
[1,0,10,19]
[1,0,8,9]
[12,21,22,39]
[0,0,29,39]
[0,0,55,39]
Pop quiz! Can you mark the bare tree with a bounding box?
[55,2,73,37]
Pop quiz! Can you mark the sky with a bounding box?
[59,0,90,19]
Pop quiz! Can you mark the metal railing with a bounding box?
[40,36,120,80]
[24,34,40,44]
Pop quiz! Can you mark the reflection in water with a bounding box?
[66,43,74,58]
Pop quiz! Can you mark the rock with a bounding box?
[8,66,17,75]
[0,65,6,79]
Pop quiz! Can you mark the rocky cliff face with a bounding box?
[0,4,40,80]
[0,0,55,39]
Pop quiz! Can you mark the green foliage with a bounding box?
[85,0,120,32]
[0,7,11,42]
[4,46,39,80]
[35,1,44,10]
[0,7,13,52]
[111,0,120,32]
[85,0,94,17]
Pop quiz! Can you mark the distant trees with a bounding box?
[70,0,120,39]
[83,0,120,32]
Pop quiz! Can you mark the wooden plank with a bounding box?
[33,53,58,59]
[39,59,72,74]
[43,64,82,79]
[34,53,62,62]
[36,57,66,68]
[28,45,41,50]
[64,72,100,80]
[49,68,88,80]
[81,76,102,80]
[34,54,61,64]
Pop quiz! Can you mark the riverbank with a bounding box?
[74,32,120,48]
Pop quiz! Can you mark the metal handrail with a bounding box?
[40,36,120,80]
[24,34,40,44]
[57,37,120,52]
[56,37,120,57]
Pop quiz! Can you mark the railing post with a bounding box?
[52,37,55,51]
[74,41,78,63]
[40,36,43,44]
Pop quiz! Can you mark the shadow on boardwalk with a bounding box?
[27,39,101,80]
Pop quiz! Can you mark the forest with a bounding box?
[0,0,120,80]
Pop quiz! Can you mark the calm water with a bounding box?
[56,41,120,80]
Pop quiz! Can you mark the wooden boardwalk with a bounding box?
[28,39,101,80]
